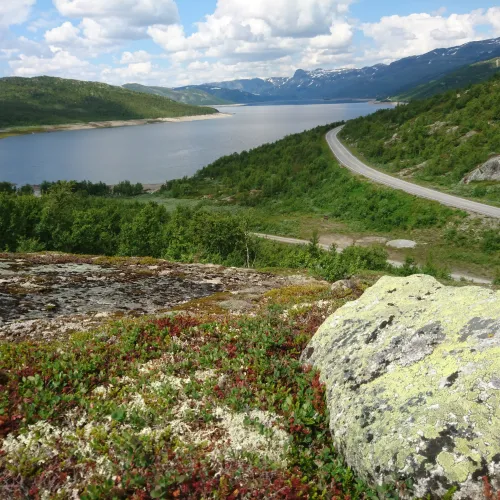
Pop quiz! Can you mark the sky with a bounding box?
[1,1,499,87]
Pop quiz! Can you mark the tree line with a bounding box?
[0,180,144,197]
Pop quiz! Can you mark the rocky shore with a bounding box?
[0,112,231,139]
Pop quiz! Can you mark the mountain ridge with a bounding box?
[184,37,500,102]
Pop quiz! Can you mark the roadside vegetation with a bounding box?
[0,76,217,129]
[163,124,456,232]
[341,75,500,204]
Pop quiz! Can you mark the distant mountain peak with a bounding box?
[177,37,500,102]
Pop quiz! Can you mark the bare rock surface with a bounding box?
[302,275,500,499]
[462,156,500,184]
[0,253,314,342]
[386,239,417,249]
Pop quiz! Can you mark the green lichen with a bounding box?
[303,275,500,498]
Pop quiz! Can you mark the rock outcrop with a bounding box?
[301,275,500,499]
[0,253,319,342]
[462,156,500,184]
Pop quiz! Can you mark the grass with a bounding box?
[0,280,406,499]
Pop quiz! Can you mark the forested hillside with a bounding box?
[123,83,231,106]
[164,124,455,232]
[394,58,500,101]
[0,76,217,128]
[341,75,500,203]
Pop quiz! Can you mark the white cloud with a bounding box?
[120,50,152,64]
[148,24,187,52]
[149,0,356,73]
[309,21,353,49]
[361,8,500,63]
[0,0,35,27]
[45,0,180,56]
[212,0,353,38]
[53,0,179,27]
[484,7,500,33]
[102,61,152,80]
[9,50,91,78]
[45,22,81,45]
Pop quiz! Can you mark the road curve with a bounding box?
[327,126,500,219]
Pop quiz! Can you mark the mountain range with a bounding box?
[126,37,500,104]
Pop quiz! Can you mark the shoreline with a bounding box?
[0,112,232,139]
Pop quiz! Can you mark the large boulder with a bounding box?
[462,156,500,184]
[301,275,500,498]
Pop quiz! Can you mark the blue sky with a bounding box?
[1,1,499,87]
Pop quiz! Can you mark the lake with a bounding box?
[0,102,393,185]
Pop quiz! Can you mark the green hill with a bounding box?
[340,74,500,204]
[123,83,232,106]
[393,58,500,101]
[0,76,217,128]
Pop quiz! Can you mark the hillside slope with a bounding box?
[394,57,500,101]
[340,75,500,204]
[176,84,276,104]
[0,76,217,128]
[123,83,231,105]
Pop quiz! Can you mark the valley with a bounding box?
[1,24,500,500]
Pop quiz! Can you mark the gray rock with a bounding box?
[301,275,500,499]
[386,239,417,249]
[330,278,359,295]
[462,156,500,184]
[460,130,479,142]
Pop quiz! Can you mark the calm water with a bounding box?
[0,102,393,185]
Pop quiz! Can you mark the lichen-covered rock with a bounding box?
[301,275,500,499]
[462,156,500,184]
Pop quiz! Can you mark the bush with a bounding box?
[113,181,144,197]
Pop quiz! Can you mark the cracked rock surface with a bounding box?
[301,274,500,499]
[0,253,313,342]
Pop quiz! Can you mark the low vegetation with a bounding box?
[0,185,393,280]
[341,75,500,203]
[0,76,217,129]
[0,279,404,498]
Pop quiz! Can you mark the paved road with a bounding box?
[253,233,492,285]
[327,126,500,219]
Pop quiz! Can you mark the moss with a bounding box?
[264,284,331,306]
[173,292,232,315]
